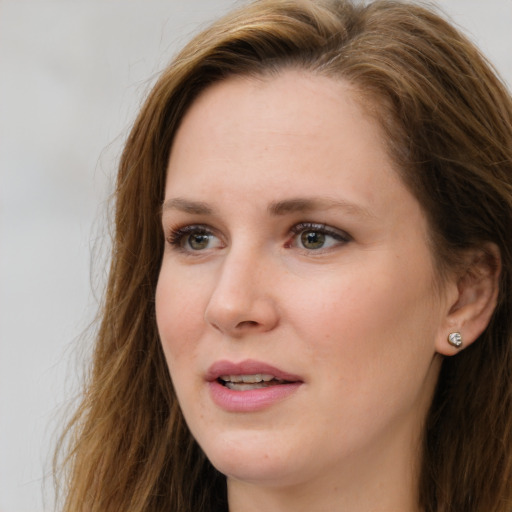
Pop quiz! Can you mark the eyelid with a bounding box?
[290,222,351,238]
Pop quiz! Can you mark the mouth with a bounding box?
[218,374,291,391]
[206,359,303,411]
[207,359,303,386]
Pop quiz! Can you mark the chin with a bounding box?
[197,430,303,486]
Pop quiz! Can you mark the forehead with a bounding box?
[166,70,392,193]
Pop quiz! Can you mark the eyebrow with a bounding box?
[161,196,374,218]
[162,198,214,215]
[267,197,374,218]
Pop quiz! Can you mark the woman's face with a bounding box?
[156,71,454,491]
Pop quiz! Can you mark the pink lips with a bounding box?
[206,359,303,412]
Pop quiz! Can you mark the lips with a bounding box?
[206,359,303,412]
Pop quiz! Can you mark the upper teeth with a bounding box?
[220,374,278,383]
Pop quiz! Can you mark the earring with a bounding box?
[448,332,463,348]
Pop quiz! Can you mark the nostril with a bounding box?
[236,320,259,329]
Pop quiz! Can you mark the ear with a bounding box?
[436,243,501,356]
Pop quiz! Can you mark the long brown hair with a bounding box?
[55,1,512,511]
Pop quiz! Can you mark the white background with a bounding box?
[0,1,510,511]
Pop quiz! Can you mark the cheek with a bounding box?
[287,256,440,379]
[287,271,403,339]
[288,270,441,440]
[155,267,206,361]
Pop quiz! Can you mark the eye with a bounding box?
[167,224,223,252]
[186,232,213,250]
[288,223,350,251]
[300,230,328,250]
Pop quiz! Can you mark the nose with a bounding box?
[204,249,279,337]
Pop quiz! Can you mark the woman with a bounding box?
[55,0,512,511]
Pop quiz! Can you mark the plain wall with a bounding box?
[0,1,510,511]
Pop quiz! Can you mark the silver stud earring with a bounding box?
[448,332,463,348]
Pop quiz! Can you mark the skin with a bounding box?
[155,70,462,512]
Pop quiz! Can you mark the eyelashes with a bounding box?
[287,222,351,250]
[166,222,351,254]
[167,224,223,252]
